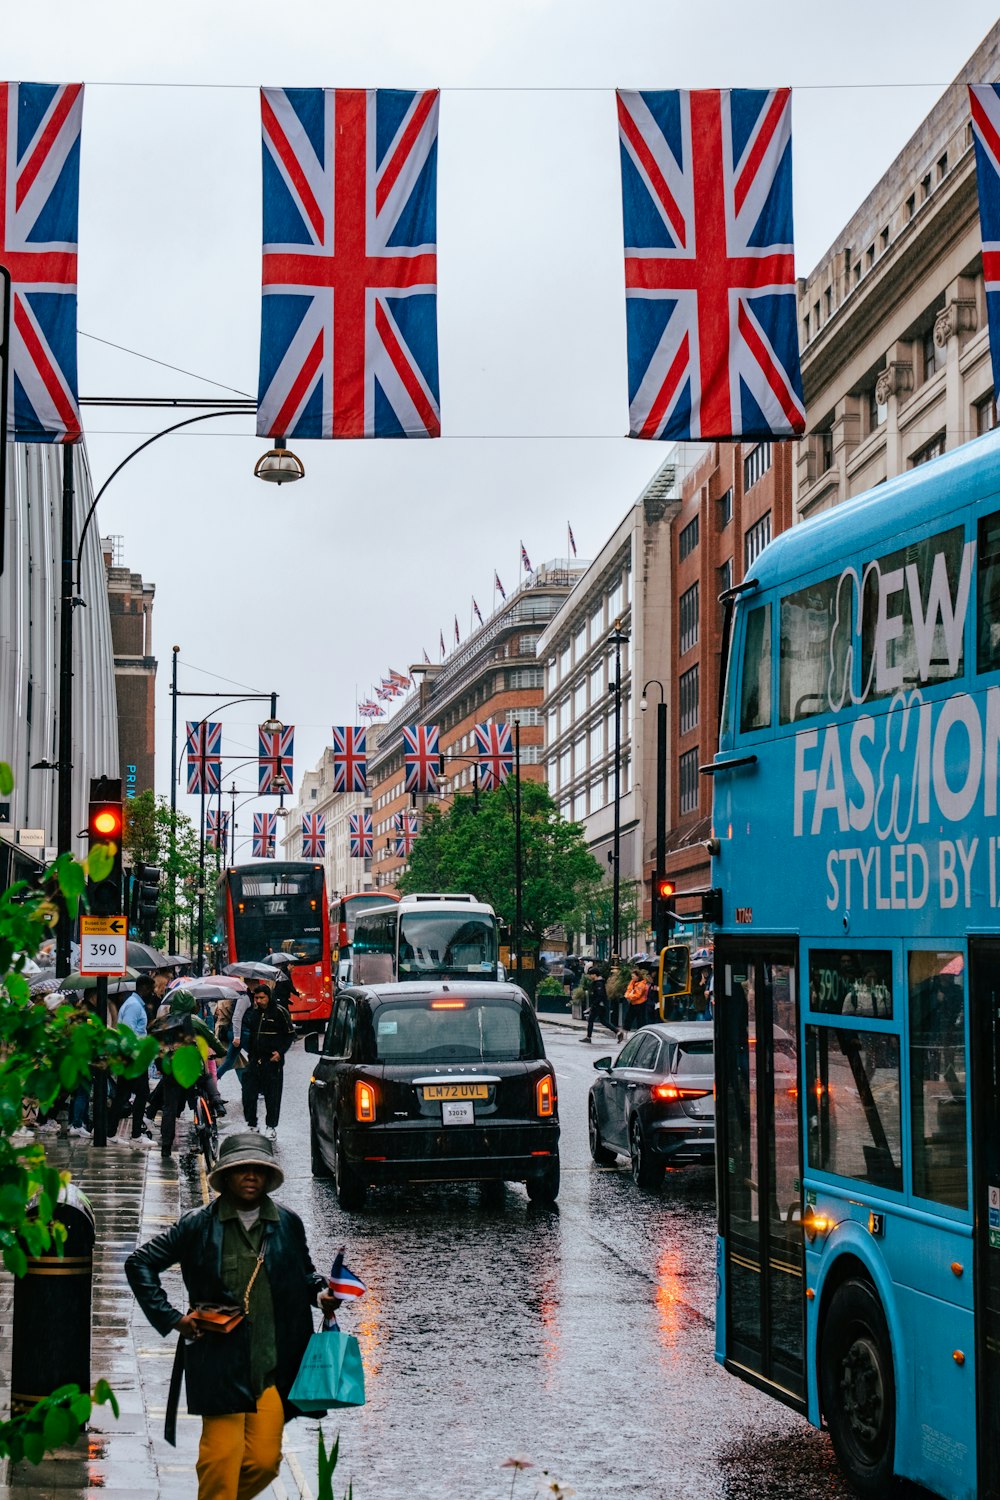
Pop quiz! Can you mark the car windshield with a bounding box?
[397,912,498,980]
[373,997,541,1063]
[674,1040,714,1076]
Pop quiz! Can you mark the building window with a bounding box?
[921,172,932,201]
[853,262,861,287]
[820,428,834,472]
[679,514,700,560]
[813,299,821,329]
[976,392,998,436]
[717,558,733,601]
[559,645,571,680]
[589,720,604,760]
[679,748,699,816]
[868,384,887,432]
[505,667,543,689]
[744,513,772,569]
[824,286,833,318]
[906,193,915,221]
[574,680,587,716]
[866,244,875,270]
[880,226,889,253]
[718,488,733,528]
[922,326,937,382]
[508,706,541,727]
[608,575,624,618]
[679,665,699,735]
[743,442,772,491]
[803,312,810,343]
[679,583,700,655]
[937,153,948,182]
[911,432,946,467]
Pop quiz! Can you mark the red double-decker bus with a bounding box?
[332,891,398,987]
[217,861,332,1026]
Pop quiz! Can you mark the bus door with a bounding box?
[716,938,805,1408]
[970,940,1000,1499]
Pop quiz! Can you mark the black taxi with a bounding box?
[305,981,560,1208]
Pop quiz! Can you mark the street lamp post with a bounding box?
[608,619,630,962]
[641,679,667,946]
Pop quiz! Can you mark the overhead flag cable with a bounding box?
[258,724,294,794]
[617,87,805,441]
[349,810,373,859]
[403,724,440,794]
[258,86,441,440]
[970,84,1000,416]
[253,811,277,858]
[301,811,326,858]
[331,726,367,793]
[186,722,222,795]
[1,82,84,443]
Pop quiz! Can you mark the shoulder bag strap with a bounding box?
[165,1337,184,1447]
[242,1243,267,1314]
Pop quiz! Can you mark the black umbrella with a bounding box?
[223,961,282,982]
[263,953,296,968]
[126,941,172,971]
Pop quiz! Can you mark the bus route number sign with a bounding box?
[79,915,128,976]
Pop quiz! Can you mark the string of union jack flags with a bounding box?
[9,79,1000,447]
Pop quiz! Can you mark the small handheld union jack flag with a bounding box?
[1,82,85,443]
[207,810,230,852]
[258,725,294,795]
[186,722,222,795]
[617,87,805,441]
[349,810,373,859]
[394,810,419,858]
[253,811,277,858]
[331,726,367,793]
[970,85,1000,417]
[302,811,326,859]
[474,722,513,790]
[403,724,440,795]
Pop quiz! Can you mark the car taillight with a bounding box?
[355,1080,377,1123]
[536,1074,556,1117]
[651,1084,710,1102]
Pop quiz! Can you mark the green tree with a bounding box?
[123,791,201,951]
[399,781,604,953]
[587,877,642,957]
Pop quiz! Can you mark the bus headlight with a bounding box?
[803,1205,832,1243]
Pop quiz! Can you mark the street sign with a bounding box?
[16,828,45,847]
[79,915,128,976]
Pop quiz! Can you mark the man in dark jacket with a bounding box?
[239,986,295,1139]
[125,1132,338,1500]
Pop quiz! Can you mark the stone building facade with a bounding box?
[102,537,156,802]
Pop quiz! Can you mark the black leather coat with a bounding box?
[125,1197,327,1417]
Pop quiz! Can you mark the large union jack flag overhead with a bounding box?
[0,82,84,443]
[186,722,222,795]
[394,810,419,857]
[474,722,513,790]
[331,726,367,792]
[258,725,295,794]
[207,809,230,852]
[253,811,277,859]
[301,811,326,859]
[403,724,440,795]
[617,88,805,442]
[349,810,373,859]
[970,85,1000,415]
[258,87,440,440]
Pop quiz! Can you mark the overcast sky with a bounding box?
[7,1,999,846]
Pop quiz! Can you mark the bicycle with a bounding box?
[190,1081,219,1172]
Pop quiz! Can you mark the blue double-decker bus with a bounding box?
[712,428,1000,1500]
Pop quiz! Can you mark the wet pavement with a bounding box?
[0,1018,916,1498]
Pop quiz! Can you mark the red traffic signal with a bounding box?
[90,805,122,840]
[656,877,676,903]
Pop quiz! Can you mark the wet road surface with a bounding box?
[233,1023,872,1500]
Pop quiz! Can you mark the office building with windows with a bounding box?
[281,747,372,899]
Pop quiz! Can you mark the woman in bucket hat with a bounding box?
[126,1132,339,1500]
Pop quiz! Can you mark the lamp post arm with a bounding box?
[75,408,253,587]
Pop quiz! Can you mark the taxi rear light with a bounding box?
[431,1000,466,1009]
[355,1080,377,1123]
[536,1074,555,1117]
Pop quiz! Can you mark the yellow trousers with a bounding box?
[196,1384,284,1500]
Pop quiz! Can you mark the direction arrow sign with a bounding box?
[81,915,127,936]
[79,914,128,976]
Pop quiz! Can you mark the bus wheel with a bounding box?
[820,1278,896,1498]
[333,1127,367,1210]
[588,1099,615,1165]
[630,1118,663,1190]
[310,1124,332,1179]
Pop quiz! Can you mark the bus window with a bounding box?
[909,950,967,1210]
[739,604,772,733]
[809,948,893,1019]
[806,1024,902,1192]
[977,509,1000,673]
[779,574,853,724]
[860,525,967,698]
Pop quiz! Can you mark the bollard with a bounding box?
[11,1184,96,1410]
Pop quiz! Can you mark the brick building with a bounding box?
[102,536,156,802]
[368,561,583,892]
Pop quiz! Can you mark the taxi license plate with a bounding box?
[422,1084,488,1101]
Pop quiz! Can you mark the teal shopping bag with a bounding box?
[289,1329,366,1413]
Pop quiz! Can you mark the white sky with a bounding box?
[6,0,998,845]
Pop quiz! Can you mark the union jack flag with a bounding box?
[439,629,445,660]
[331,726,367,792]
[389,669,411,690]
[567,522,577,558]
[207,809,230,851]
[375,685,393,701]
[520,542,532,573]
[970,85,1000,415]
[617,88,805,441]
[258,87,441,440]
[403,724,440,794]
[0,82,84,443]
[472,596,483,627]
[186,722,222,795]
[349,810,373,859]
[253,811,277,858]
[302,811,326,858]
[258,725,294,794]
[474,721,513,789]
[454,615,460,646]
[358,698,384,719]
[494,571,506,602]
[394,810,419,857]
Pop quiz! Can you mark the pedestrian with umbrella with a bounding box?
[108,974,157,1146]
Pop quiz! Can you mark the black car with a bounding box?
[588,1022,714,1188]
[305,981,560,1208]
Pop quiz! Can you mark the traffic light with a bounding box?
[86,777,123,917]
[654,874,676,951]
[129,862,161,940]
